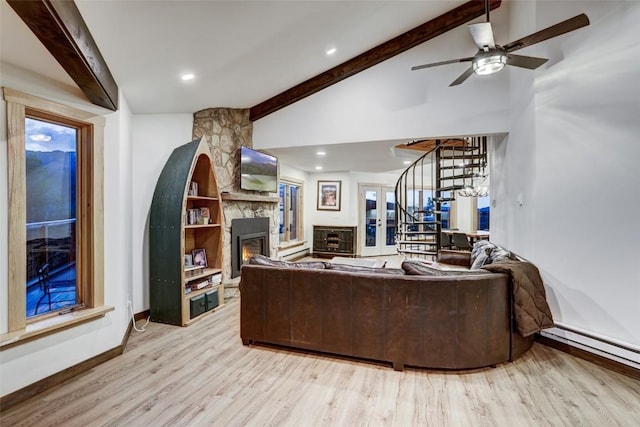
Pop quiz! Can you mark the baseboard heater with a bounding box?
[540,322,640,370]
[280,247,310,262]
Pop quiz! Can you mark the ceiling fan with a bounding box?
[411,0,590,86]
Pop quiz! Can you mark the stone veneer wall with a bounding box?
[192,108,278,289]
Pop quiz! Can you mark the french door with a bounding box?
[360,185,396,256]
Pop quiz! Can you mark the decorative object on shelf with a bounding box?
[184,254,193,267]
[317,180,341,211]
[192,248,207,267]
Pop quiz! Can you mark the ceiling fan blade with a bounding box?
[449,67,475,87]
[468,22,495,49]
[506,54,549,70]
[503,13,590,52]
[411,57,473,71]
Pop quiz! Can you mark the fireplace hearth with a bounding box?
[231,217,269,278]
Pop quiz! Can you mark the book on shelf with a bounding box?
[185,207,212,225]
[186,280,210,292]
[188,181,198,196]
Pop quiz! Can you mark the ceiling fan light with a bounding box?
[473,53,507,75]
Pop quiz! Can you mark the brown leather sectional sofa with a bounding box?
[240,255,534,371]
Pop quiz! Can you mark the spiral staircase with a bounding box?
[394,136,488,259]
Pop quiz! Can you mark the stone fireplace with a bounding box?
[231,217,269,278]
[192,108,279,292]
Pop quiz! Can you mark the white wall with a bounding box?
[252,3,512,150]
[131,114,194,313]
[304,170,399,255]
[0,63,134,396]
[492,1,640,363]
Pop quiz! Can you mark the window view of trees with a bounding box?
[25,118,78,317]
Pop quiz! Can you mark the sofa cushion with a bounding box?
[325,263,405,275]
[402,259,490,276]
[247,254,326,269]
[435,250,471,267]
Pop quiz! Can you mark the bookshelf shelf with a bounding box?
[187,195,219,201]
[149,137,225,326]
[184,267,222,283]
[184,224,222,229]
[184,283,223,300]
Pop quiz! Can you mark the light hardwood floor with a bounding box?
[2,297,639,426]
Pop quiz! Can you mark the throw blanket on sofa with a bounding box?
[483,261,554,337]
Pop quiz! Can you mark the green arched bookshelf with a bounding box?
[149,137,224,326]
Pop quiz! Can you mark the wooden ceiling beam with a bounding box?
[7,0,118,111]
[250,0,501,121]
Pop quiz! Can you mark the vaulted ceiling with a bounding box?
[2,0,507,115]
[1,0,515,172]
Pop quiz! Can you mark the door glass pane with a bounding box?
[279,183,285,240]
[25,118,77,317]
[365,190,377,247]
[289,185,298,240]
[385,191,396,246]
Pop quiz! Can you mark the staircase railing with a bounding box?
[394,142,440,259]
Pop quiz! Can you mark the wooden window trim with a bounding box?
[2,87,109,345]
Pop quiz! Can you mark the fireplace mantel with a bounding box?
[221,192,279,203]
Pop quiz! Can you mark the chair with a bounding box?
[440,232,452,249]
[451,232,472,251]
[35,263,76,314]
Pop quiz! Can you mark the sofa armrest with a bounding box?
[436,250,471,268]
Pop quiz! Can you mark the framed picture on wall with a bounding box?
[317,180,341,211]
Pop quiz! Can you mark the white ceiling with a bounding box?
[0,0,505,173]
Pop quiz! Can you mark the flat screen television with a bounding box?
[240,146,278,192]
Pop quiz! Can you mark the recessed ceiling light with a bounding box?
[316,151,326,156]
[326,48,336,56]
[181,73,195,81]
[403,160,411,165]
[315,166,323,170]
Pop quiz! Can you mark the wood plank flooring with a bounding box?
[2,297,639,426]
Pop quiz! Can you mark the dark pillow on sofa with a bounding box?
[325,263,405,275]
[401,260,439,276]
[247,254,326,269]
[402,259,490,276]
[436,250,471,267]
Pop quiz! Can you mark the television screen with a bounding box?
[240,146,278,192]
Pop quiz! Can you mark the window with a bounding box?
[404,188,455,231]
[3,87,110,341]
[25,117,79,318]
[476,195,490,231]
[279,180,302,242]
